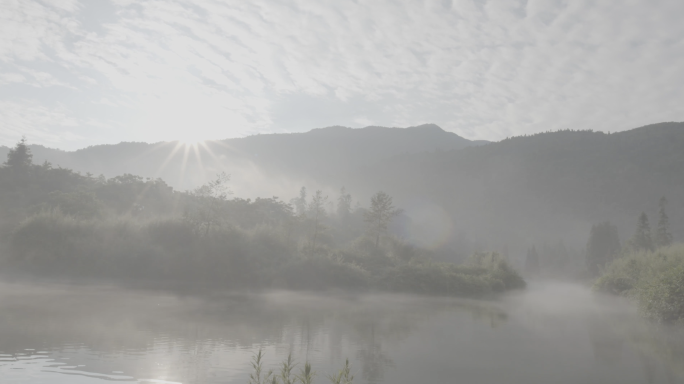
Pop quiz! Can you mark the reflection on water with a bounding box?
[0,281,682,384]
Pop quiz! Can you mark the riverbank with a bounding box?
[3,212,525,297]
[594,244,684,323]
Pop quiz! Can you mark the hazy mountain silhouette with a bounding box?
[0,124,486,193]
[2,122,682,262]
[351,122,684,256]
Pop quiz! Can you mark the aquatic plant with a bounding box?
[278,353,297,384]
[246,351,356,384]
[295,361,315,384]
[328,358,354,384]
[248,349,274,384]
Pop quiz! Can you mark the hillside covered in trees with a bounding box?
[0,124,487,194]
[0,138,524,296]
[2,122,682,275]
[352,122,684,265]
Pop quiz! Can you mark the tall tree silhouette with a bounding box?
[5,136,33,170]
[292,187,307,217]
[186,172,232,235]
[364,191,399,247]
[308,190,328,250]
[631,212,654,252]
[336,187,352,218]
[655,197,673,248]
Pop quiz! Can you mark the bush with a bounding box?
[594,244,684,323]
[637,265,684,323]
[7,212,525,297]
[380,252,525,297]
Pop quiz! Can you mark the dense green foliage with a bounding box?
[0,139,524,297]
[594,244,684,323]
[4,123,683,265]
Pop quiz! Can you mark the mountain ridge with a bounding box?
[0,123,486,191]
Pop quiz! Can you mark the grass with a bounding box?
[248,351,353,384]
[594,244,684,323]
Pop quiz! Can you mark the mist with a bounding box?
[1,122,684,383]
[3,0,684,382]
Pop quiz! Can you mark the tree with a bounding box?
[192,172,231,200]
[525,246,540,276]
[336,187,352,218]
[292,187,307,217]
[586,221,621,275]
[364,191,400,247]
[186,172,232,235]
[655,197,673,248]
[5,136,33,170]
[308,190,328,250]
[631,212,654,252]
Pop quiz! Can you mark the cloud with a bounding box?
[1,0,684,148]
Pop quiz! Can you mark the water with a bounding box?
[0,281,683,384]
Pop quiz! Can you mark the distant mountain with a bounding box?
[351,122,684,257]
[0,124,486,194]
[2,121,682,263]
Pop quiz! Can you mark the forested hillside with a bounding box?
[354,122,684,262]
[0,124,485,194]
[2,122,682,270]
[0,139,523,295]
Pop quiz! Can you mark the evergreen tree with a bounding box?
[308,190,328,250]
[631,212,654,252]
[586,221,621,275]
[655,197,673,248]
[336,187,352,218]
[525,246,540,276]
[292,187,307,217]
[5,136,33,170]
[364,191,399,247]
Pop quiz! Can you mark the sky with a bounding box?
[1,0,683,150]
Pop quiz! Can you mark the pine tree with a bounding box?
[5,136,33,170]
[655,197,673,248]
[292,187,307,217]
[308,190,328,250]
[631,212,654,252]
[336,187,352,218]
[364,191,399,247]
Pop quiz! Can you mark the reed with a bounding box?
[247,352,354,384]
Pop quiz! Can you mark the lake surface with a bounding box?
[0,281,683,384]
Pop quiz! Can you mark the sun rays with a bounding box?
[124,138,248,215]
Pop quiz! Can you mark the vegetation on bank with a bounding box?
[0,138,525,297]
[594,245,684,323]
[592,198,683,323]
[247,350,354,384]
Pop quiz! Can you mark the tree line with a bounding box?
[0,138,525,296]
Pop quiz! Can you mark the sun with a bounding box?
[175,135,206,146]
[179,139,204,146]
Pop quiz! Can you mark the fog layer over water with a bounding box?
[0,282,682,384]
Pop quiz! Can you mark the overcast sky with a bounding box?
[1,0,683,150]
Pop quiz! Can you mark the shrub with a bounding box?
[637,265,684,323]
[594,244,684,323]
